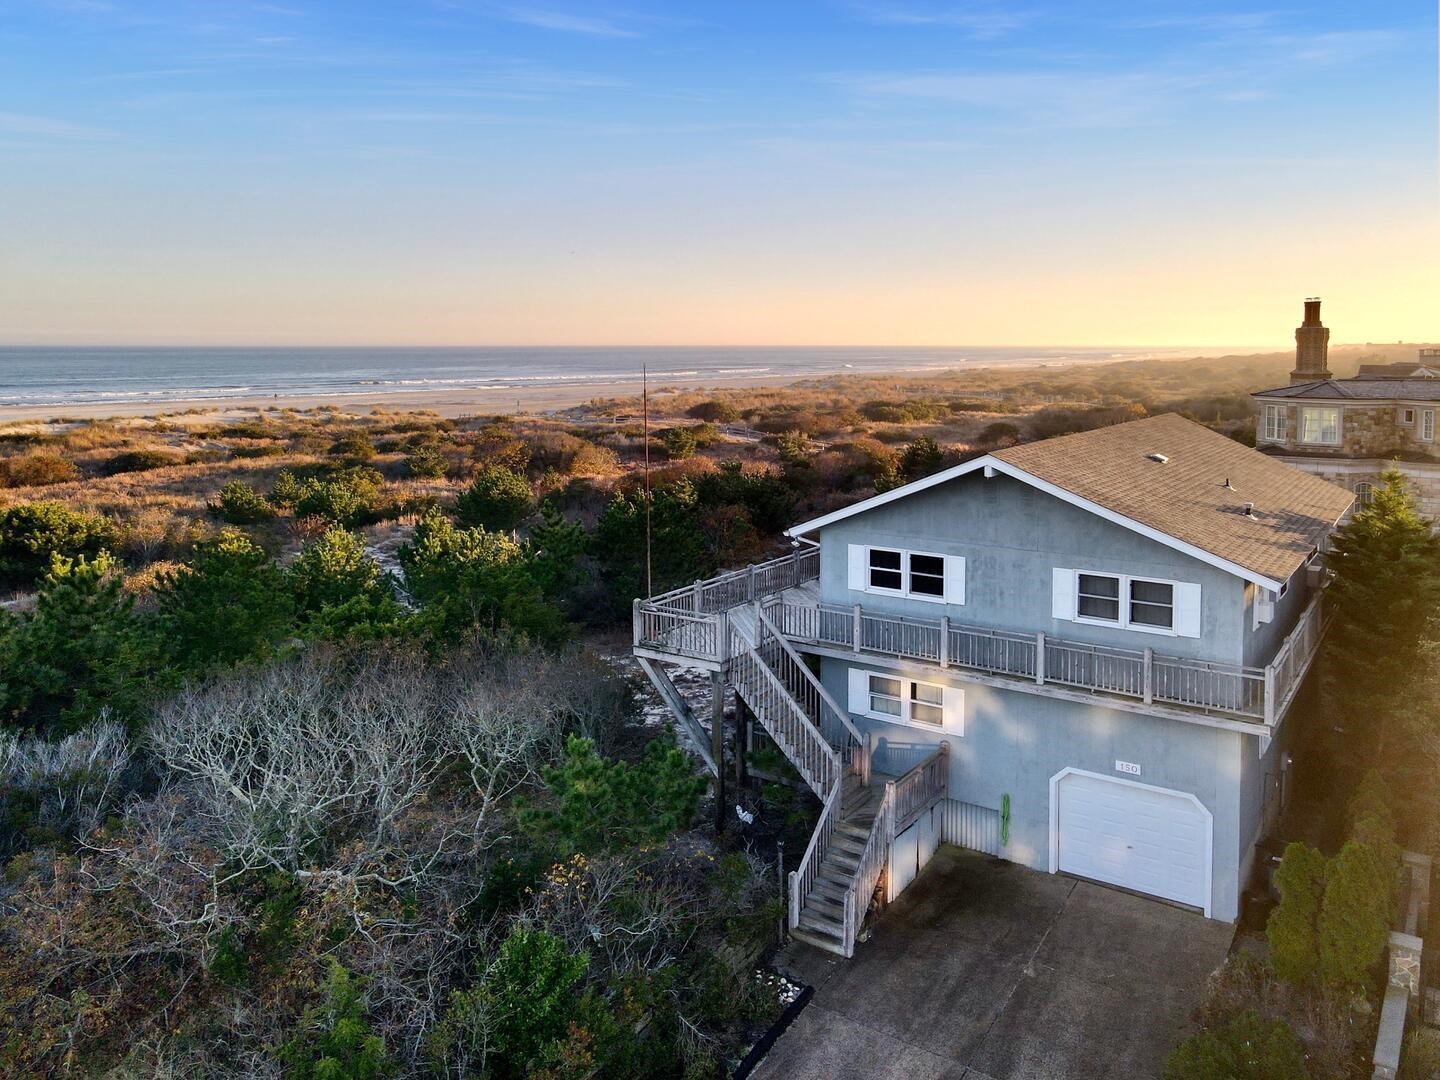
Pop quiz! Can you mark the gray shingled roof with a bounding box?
[992,414,1353,584]
[1255,379,1440,401]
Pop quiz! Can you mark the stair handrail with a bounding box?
[788,779,842,932]
[844,781,896,957]
[753,603,871,786]
[727,612,840,800]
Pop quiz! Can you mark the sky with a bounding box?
[1,1,1436,347]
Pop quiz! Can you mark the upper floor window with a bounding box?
[1076,573,1174,630]
[1401,408,1416,425]
[1423,410,1436,443]
[1299,406,1341,446]
[1263,404,1287,442]
[1354,481,1374,508]
[849,544,964,604]
[1054,568,1200,637]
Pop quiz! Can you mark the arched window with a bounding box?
[1354,481,1374,508]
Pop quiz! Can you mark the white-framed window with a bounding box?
[1401,408,1416,425]
[1354,481,1374,507]
[848,668,963,733]
[1423,410,1435,443]
[1298,406,1341,446]
[848,544,964,604]
[1053,568,1201,638]
[1075,572,1174,631]
[1262,404,1287,442]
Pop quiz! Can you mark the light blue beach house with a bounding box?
[634,414,1353,956]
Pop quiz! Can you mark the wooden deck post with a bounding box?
[712,671,727,832]
[632,597,642,647]
[1143,648,1154,704]
[1263,665,1276,726]
[853,604,863,654]
[734,694,749,789]
[939,616,950,668]
[1035,632,1046,685]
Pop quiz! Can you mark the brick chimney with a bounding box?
[1290,297,1331,384]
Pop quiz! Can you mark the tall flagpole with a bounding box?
[643,361,652,597]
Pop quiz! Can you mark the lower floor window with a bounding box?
[858,671,957,730]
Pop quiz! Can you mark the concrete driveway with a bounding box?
[760,846,1234,1080]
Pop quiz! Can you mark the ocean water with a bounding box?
[0,345,1161,410]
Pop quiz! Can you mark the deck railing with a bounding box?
[645,545,819,616]
[779,600,1271,720]
[636,557,1329,728]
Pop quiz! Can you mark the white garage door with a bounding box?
[1054,771,1210,913]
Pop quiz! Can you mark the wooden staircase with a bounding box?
[637,585,950,959]
[791,775,887,952]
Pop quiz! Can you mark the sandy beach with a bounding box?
[0,350,1232,426]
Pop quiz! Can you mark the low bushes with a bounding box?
[101,449,182,475]
[1166,1010,1310,1080]
[209,480,276,524]
[0,453,78,488]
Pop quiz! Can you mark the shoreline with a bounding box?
[0,350,1232,425]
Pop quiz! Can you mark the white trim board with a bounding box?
[1047,766,1214,919]
[787,455,1290,592]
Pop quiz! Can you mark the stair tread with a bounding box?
[790,928,847,955]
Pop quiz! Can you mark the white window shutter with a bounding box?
[942,686,965,735]
[944,555,966,605]
[1051,568,1076,621]
[848,544,867,592]
[1174,583,1202,638]
[847,667,869,716]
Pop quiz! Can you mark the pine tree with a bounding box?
[280,961,395,1079]
[1324,468,1440,742]
[1265,842,1326,987]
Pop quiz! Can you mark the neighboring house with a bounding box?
[1254,298,1440,517]
[634,414,1352,956]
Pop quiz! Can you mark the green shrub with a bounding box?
[772,431,810,468]
[0,454,78,488]
[328,432,377,462]
[398,508,567,644]
[1267,841,1327,987]
[977,421,1021,445]
[661,426,698,460]
[280,961,396,1079]
[0,501,114,589]
[288,526,405,641]
[455,466,533,530]
[1318,839,1393,992]
[209,480,276,524]
[294,468,385,527]
[100,449,180,475]
[522,733,706,855]
[269,469,305,508]
[0,551,157,735]
[899,435,945,479]
[687,400,739,423]
[404,444,449,479]
[154,531,295,669]
[430,927,588,1080]
[1165,1011,1309,1080]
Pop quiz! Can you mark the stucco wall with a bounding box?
[821,655,1252,921]
[1242,568,1310,669]
[817,471,1249,665]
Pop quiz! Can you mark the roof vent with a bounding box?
[1243,502,1255,517]
[1146,453,1169,464]
[1223,478,1234,490]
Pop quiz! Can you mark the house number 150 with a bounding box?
[1114,760,1141,776]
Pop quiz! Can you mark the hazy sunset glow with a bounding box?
[2,1,1436,347]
